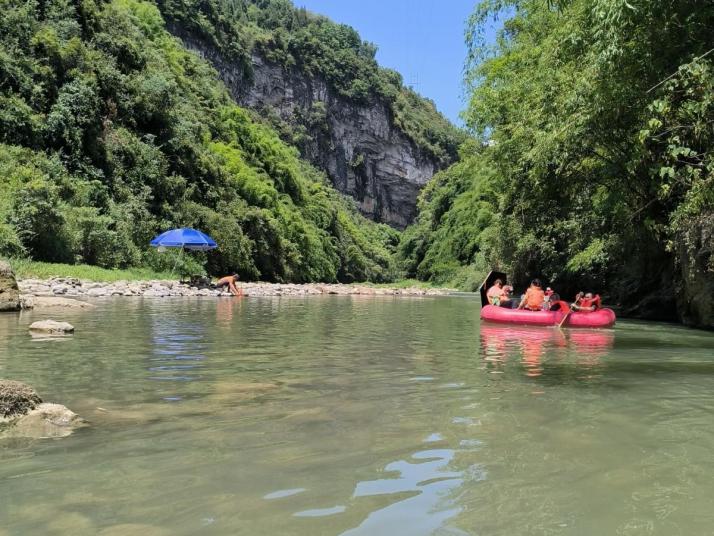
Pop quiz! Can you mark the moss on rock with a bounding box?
[0,380,42,418]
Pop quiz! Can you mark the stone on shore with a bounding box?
[0,261,21,312]
[17,276,453,299]
[0,380,42,418]
[30,296,96,309]
[29,320,75,334]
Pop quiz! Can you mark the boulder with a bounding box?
[0,260,21,312]
[0,380,42,419]
[19,295,34,310]
[29,320,75,334]
[51,284,69,295]
[87,287,108,297]
[143,288,168,297]
[6,403,85,438]
[0,380,84,438]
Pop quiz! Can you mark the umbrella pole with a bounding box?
[171,247,184,280]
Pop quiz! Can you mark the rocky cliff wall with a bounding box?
[170,26,441,228]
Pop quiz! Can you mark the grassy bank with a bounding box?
[4,259,458,290]
[5,259,175,282]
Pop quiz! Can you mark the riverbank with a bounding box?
[17,277,453,298]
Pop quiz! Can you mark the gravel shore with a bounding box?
[17,277,452,299]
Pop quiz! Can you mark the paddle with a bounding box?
[558,310,571,329]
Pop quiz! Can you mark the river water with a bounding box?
[1,296,713,535]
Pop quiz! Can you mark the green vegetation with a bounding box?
[0,0,400,283]
[6,258,175,282]
[358,278,447,290]
[6,257,447,288]
[401,0,714,323]
[157,0,465,166]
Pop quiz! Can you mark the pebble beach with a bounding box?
[17,277,452,300]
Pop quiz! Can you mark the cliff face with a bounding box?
[171,27,440,228]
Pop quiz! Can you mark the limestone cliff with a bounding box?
[170,26,446,228]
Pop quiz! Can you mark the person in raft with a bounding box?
[216,274,242,296]
[518,279,546,311]
[487,279,506,305]
[548,293,571,312]
[571,291,601,312]
[487,280,516,308]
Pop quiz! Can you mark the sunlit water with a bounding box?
[1,296,714,535]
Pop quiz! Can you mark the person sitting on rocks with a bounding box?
[216,274,242,296]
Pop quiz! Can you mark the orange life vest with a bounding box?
[525,287,545,310]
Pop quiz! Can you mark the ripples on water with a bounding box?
[1,296,713,535]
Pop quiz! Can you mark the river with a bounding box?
[1,296,713,535]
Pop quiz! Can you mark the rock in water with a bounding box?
[0,380,84,438]
[8,403,85,438]
[29,320,75,334]
[0,261,21,312]
[0,380,42,418]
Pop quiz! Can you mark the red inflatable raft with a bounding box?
[478,271,616,328]
[480,304,616,328]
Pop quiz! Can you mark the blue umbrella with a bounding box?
[150,228,218,251]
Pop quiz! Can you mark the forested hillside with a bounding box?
[0,0,400,283]
[158,0,465,227]
[158,0,463,167]
[401,0,714,327]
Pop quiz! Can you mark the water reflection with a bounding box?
[215,296,242,329]
[479,324,614,377]
[149,313,208,393]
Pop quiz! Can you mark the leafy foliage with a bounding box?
[0,0,398,282]
[404,0,714,322]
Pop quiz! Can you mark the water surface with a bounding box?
[1,296,713,535]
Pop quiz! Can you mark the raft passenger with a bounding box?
[487,279,506,305]
[518,279,545,311]
[571,292,601,312]
[548,293,571,312]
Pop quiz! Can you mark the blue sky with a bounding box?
[295,0,481,126]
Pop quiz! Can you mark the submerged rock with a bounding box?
[0,380,84,438]
[6,403,85,439]
[0,261,21,312]
[0,380,42,419]
[29,320,75,334]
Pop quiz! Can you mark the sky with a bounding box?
[295,0,483,126]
